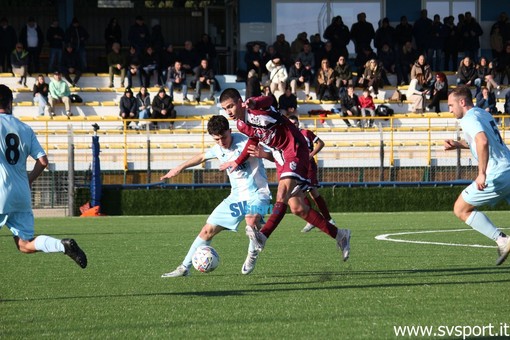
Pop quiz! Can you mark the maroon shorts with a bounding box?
[273,141,310,184]
[307,159,319,187]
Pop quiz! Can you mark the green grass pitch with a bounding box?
[1,212,509,339]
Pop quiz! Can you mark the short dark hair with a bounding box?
[0,84,13,110]
[207,115,230,135]
[450,86,473,103]
[219,88,242,103]
[288,114,299,122]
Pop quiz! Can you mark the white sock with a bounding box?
[247,225,257,252]
[183,236,210,268]
[465,210,501,241]
[34,235,65,253]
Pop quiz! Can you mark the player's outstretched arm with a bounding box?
[248,144,274,162]
[219,160,239,172]
[160,153,206,180]
[444,139,469,151]
[29,156,48,187]
[310,137,325,159]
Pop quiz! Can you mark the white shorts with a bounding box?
[462,173,510,207]
[0,212,35,240]
[207,195,271,231]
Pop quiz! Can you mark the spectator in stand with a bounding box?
[11,43,28,87]
[396,41,417,85]
[310,33,324,56]
[46,19,64,73]
[33,74,49,116]
[140,45,160,88]
[19,16,43,74]
[136,86,151,126]
[262,85,278,110]
[316,58,337,101]
[65,17,89,71]
[374,17,395,53]
[266,57,288,96]
[504,89,510,115]
[119,88,138,128]
[245,42,264,79]
[288,59,311,100]
[413,9,433,55]
[350,12,375,55]
[107,42,126,88]
[334,55,353,96]
[429,14,447,72]
[339,85,361,127]
[48,71,72,117]
[150,22,165,54]
[354,45,377,82]
[290,32,308,62]
[490,24,504,61]
[475,86,498,120]
[426,72,448,113]
[0,17,17,73]
[358,88,376,128]
[278,87,297,117]
[196,33,217,71]
[475,57,501,95]
[104,17,121,54]
[126,45,142,88]
[273,33,292,68]
[159,44,178,84]
[395,16,413,52]
[245,69,261,99]
[461,12,483,62]
[316,41,337,72]
[296,42,315,78]
[443,16,459,71]
[261,45,278,77]
[406,73,426,113]
[128,15,150,55]
[457,13,466,54]
[61,43,82,87]
[166,60,189,102]
[377,43,396,85]
[152,87,176,128]
[410,54,433,86]
[193,58,218,102]
[179,40,199,74]
[457,56,477,88]
[498,43,510,85]
[358,59,384,96]
[323,16,350,59]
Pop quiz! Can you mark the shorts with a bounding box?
[461,173,510,207]
[207,195,271,231]
[307,159,319,187]
[272,141,310,184]
[0,212,35,241]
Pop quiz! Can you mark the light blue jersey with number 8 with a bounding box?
[0,114,46,213]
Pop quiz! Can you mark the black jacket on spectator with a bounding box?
[288,64,312,83]
[152,93,176,119]
[119,95,138,116]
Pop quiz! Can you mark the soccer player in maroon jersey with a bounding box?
[219,88,351,262]
[287,115,335,233]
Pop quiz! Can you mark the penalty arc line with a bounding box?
[375,228,496,249]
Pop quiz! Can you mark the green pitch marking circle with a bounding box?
[375,228,496,249]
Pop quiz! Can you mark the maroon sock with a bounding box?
[260,202,287,238]
[303,196,311,208]
[312,195,332,221]
[304,208,337,238]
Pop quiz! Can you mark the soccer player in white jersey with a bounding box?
[445,86,510,265]
[0,84,87,268]
[160,115,271,277]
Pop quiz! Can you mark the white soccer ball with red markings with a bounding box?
[192,246,220,273]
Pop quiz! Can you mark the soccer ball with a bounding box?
[192,246,220,273]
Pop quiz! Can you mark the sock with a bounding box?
[34,235,65,253]
[183,236,210,268]
[247,225,257,252]
[303,196,311,208]
[465,210,501,241]
[260,202,287,237]
[304,208,338,238]
[312,195,332,220]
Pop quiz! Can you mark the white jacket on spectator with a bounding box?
[266,59,288,95]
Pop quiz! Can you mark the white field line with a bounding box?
[375,228,496,249]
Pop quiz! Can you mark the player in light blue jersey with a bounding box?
[445,86,510,265]
[0,84,86,268]
[160,115,271,277]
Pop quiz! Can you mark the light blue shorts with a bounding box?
[207,195,271,231]
[0,212,35,240]
[462,174,510,207]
